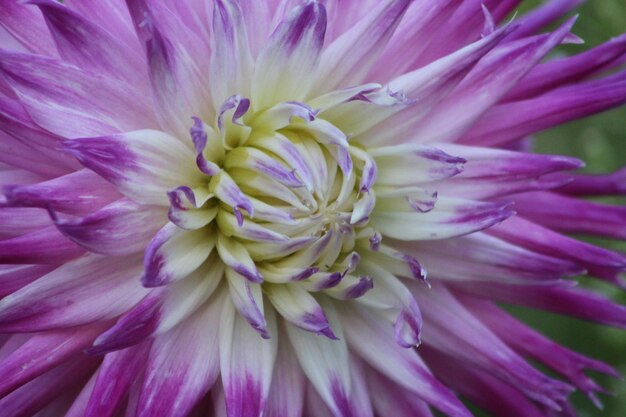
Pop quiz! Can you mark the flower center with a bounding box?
[166,94,380,337]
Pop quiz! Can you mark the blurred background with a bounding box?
[487,1,626,416]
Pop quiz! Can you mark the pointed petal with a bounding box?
[252,1,327,109]
[65,130,201,206]
[219,300,278,417]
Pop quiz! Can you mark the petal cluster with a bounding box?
[0,1,625,417]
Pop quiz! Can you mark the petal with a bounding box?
[0,50,155,137]
[407,18,577,143]
[219,299,278,417]
[266,283,337,338]
[252,1,327,110]
[0,324,103,397]
[370,144,465,185]
[89,258,223,354]
[209,0,254,108]
[64,130,201,206]
[265,336,306,417]
[340,304,472,417]
[3,169,120,215]
[316,0,412,91]
[0,254,147,332]
[286,300,355,417]
[126,0,212,135]
[30,0,147,88]
[136,298,222,417]
[373,196,514,240]
[84,343,150,417]
[51,199,164,256]
[143,223,214,287]
[0,225,84,265]
[225,268,269,338]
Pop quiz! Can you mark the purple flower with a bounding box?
[0,1,625,416]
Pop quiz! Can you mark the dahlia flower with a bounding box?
[1,0,626,416]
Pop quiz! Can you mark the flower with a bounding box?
[0,0,625,416]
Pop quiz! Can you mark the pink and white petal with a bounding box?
[209,0,254,108]
[3,169,121,215]
[401,232,583,284]
[0,225,85,265]
[62,0,140,50]
[464,297,619,401]
[557,167,626,196]
[512,191,626,240]
[30,0,147,89]
[0,324,104,397]
[126,0,212,135]
[265,335,306,417]
[0,254,147,332]
[489,216,626,271]
[286,300,356,417]
[358,259,423,347]
[316,0,412,92]
[252,1,327,110]
[436,144,583,179]
[266,283,336,338]
[65,130,201,206]
[52,199,165,256]
[507,33,626,101]
[0,207,51,238]
[0,264,55,298]
[0,355,98,417]
[356,23,513,146]
[89,258,223,354]
[451,281,626,329]
[369,144,465,186]
[167,186,217,230]
[372,196,514,241]
[0,51,155,137]
[412,283,573,410]
[217,232,263,283]
[464,71,626,146]
[84,343,150,417]
[136,298,222,417]
[421,347,548,417]
[339,304,472,417]
[366,368,434,417]
[225,268,269,338]
[219,299,278,417]
[0,1,58,56]
[405,18,576,144]
[143,223,214,287]
[369,0,461,82]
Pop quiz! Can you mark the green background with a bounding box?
[472,1,626,416]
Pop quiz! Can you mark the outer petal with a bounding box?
[136,297,222,417]
[0,254,147,331]
[265,335,306,417]
[126,0,212,135]
[340,304,472,417]
[51,199,164,256]
[252,1,327,110]
[286,300,356,417]
[0,51,155,137]
[84,343,150,417]
[31,0,147,88]
[219,299,278,417]
[143,223,214,287]
[315,0,412,91]
[64,130,201,206]
[0,324,103,397]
